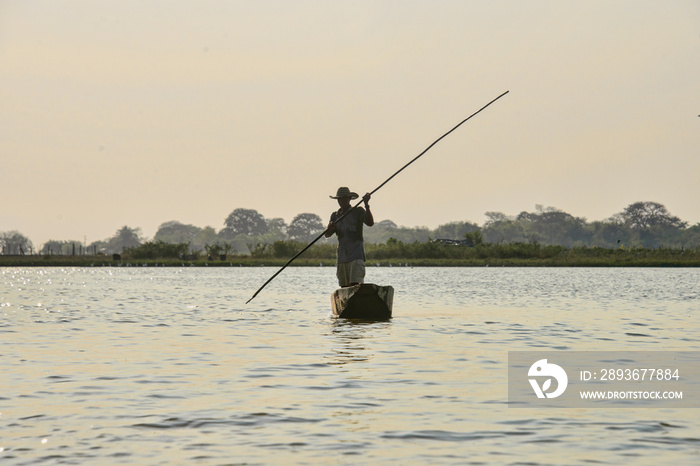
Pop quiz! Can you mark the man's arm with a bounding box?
[324,221,336,237]
[363,193,374,227]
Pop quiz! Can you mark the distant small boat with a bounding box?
[331,284,394,320]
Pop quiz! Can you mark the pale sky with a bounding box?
[2,1,699,247]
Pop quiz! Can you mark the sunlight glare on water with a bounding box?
[1,266,699,464]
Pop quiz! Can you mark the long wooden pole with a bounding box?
[245,90,509,304]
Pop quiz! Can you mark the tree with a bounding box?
[87,240,109,255]
[0,231,33,255]
[483,218,528,244]
[376,219,397,229]
[195,226,219,251]
[618,202,686,248]
[154,221,202,244]
[40,240,84,255]
[588,220,629,248]
[518,205,590,247]
[464,230,484,247]
[107,226,143,253]
[221,208,268,237]
[364,219,398,244]
[681,224,700,249]
[287,213,323,242]
[619,202,686,230]
[433,221,480,240]
[482,212,528,244]
[483,211,510,227]
[263,217,289,243]
[204,241,233,259]
[267,218,288,236]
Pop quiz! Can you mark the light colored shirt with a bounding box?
[330,207,367,263]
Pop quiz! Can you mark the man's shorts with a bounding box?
[336,259,366,287]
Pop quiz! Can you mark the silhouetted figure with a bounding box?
[324,187,374,287]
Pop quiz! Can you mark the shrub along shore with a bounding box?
[1,241,699,267]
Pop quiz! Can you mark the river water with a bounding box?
[1,266,699,465]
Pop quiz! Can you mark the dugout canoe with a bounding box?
[331,283,394,320]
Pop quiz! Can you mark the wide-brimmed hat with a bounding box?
[330,187,359,200]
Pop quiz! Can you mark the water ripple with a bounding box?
[2,267,699,464]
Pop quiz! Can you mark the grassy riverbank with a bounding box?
[2,247,699,268]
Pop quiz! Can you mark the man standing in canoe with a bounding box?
[325,187,374,287]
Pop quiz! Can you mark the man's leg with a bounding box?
[337,261,351,287]
[347,259,366,286]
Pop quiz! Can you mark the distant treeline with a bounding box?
[2,201,699,257]
[1,240,698,267]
